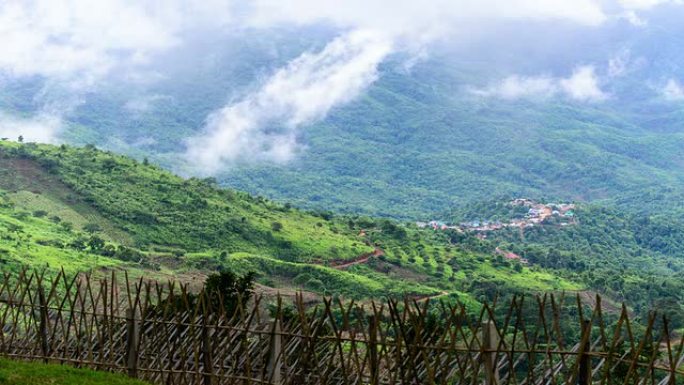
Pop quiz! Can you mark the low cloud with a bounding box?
[124,94,173,114]
[0,0,231,144]
[475,66,607,102]
[0,1,235,80]
[618,0,682,10]
[185,30,392,173]
[184,0,627,172]
[608,50,631,77]
[559,66,607,101]
[662,79,684,100]
[0,113,62,143]
[472,75,558,100]
[1,0,680,163]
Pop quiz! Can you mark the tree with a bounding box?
[271,221,283,232]
[218,251,229,263]
[18,135,23,143]
[101,158,117,171]
[83,223,102,234]
[69,236,88,251]
[100,244,116,257]
[60,222,74,232]
[32,210,48,218]
[204,271,255,315]
[88,235,105,251]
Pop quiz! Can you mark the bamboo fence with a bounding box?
[0,269,682,385]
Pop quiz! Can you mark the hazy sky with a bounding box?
[0,0,682,170]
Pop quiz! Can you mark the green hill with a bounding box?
[0,141,580,302]
[2,141,682,327]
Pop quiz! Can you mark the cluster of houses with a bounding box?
[416,199,577,234]
[511,198,575,224]
[415,220,460,231]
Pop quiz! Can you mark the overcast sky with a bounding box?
[1,0,682,170]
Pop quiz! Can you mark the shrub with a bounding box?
[83,223,102,234]
[305,278,325,292]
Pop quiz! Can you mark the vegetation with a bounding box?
[0,141,581,304]
[210,65,684,221]
[449,200,684,327]
[0,359,149,385]
[1,141,681,327]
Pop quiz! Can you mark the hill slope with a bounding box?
[0,141,580,302]
[2,141,682,327]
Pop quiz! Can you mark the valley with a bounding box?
[2,2,684,383]
[2,140,682,331]
[0,141,579,304]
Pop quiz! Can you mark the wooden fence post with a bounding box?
[483,320,499,385]
[369,315,379,385]
[38,287,50,363]
[267,318,283,385]
[578,320,592,385]
[126,308,140,378]
[202,315,214,385]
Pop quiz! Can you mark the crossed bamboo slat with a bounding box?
[0,269,682,385]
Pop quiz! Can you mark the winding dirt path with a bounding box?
[409,290,451,303]
[330,248,384,269]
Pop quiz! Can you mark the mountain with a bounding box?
[4,17,684,220]
[3,6,684,326]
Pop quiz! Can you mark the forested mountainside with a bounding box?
[1,141,682,329]
[3,22,684,220]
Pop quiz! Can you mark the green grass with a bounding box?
[0,204,124,275]
[474,262,582,291]
[227,253,440,299]
[0,359,149,385]
[0,142,371,261]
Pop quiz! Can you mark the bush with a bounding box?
[83,223,102,234]
[305,278,325,292]
[293,273,312,286]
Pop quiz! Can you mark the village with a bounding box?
[415,199,577,264]
[417,198,577,233]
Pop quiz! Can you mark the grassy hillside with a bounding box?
[0,359,149,385]
[2,141,680,326]
[0,141,581,303]
[0,141,370,260]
